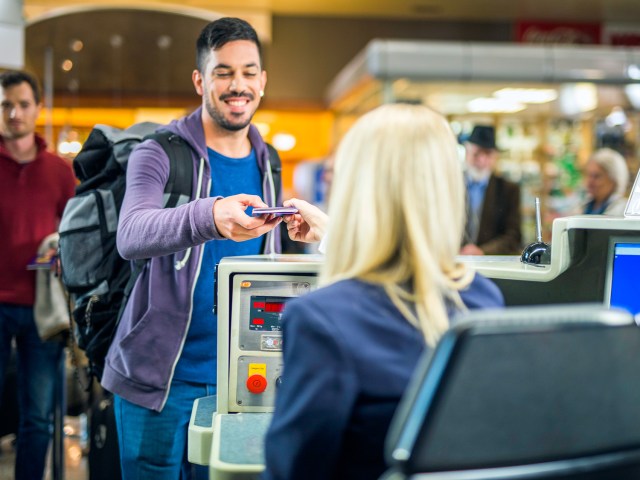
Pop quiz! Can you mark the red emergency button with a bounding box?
[246,374,268,394]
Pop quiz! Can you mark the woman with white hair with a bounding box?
[583,148,629,215]
[262,104,504,480]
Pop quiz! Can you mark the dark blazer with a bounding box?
[465,174,522,255]
[263,276,504,480]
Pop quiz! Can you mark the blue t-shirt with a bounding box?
[173,147,263,383]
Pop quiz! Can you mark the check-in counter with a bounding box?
[465,215,640,306]
[189,255,322,480]
[189,215,640,479]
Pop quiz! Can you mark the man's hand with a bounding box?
[282,198,328,243]
[213,194,281,241]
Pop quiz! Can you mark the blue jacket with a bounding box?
[102,107,281,411]
[263,274,504,480]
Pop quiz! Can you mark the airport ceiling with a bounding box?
[23,0,640,23]
[20,0,640,110]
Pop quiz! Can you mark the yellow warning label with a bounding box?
[249,363,267,376]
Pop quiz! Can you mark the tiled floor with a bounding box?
[0,416,88,480]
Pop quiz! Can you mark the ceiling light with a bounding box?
[494,88,558,104]
[627,65,640,80]
[70,40,83,52]
[61,59,73,72]
[272,133,296,152]
[58,140,82,156]
[605,106,628,127]
[625,84,640,109]
[110,34,123,49]
[157,35,172,50]
[467,97,525,113]
[559,83,597,116]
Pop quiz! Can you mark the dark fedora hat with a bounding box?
[467,125,498,150]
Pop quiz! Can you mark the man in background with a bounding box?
[461,125,522,255]
[0,70,76,480]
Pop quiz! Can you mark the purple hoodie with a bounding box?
[101,106,281,411]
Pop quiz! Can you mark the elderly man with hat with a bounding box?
[461,125,522,255]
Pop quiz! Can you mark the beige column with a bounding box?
[0,1,24,69]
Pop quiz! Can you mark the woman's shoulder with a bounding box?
[605,195,627,216]
[286,278,380,313]
[283,279,394,334]
[460,273,505,310]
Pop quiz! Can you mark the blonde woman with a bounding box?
[263,104,504,480]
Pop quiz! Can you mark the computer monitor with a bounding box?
[604,236,640,316]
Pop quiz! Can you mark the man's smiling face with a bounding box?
[195,39,266,132]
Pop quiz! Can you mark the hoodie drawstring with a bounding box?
[265,155,276,254]
[175,156,205,270]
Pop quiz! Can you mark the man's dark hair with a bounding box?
[196,17,262,73]
[0,70,41,104]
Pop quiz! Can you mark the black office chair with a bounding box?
[382,304,640,480]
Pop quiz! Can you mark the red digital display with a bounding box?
[265,302,285,313]
[250,296,289,331]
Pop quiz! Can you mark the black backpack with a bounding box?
[59,122,194,381]
[59,122,283,382]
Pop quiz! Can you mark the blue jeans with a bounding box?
[114,380,216,480]
[0,303,64,480]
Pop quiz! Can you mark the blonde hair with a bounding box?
[321,103,473,346]
[588,148,629,197]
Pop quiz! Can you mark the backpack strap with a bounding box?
[118,131,195,325]
[147,131,194,208]
[266,143,282,196]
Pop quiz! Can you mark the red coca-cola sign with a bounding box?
[515,21,602,45]
[607,32,640,46]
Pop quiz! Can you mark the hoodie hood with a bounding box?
[163,106,207,160]
[162,107,272,201]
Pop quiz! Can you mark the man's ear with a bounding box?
[261,70,267,93]
[192,69,204,96]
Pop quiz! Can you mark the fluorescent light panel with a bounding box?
[467,97,525,113]
[493,88,558,104]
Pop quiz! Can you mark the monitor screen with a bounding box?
[605,239,640,316]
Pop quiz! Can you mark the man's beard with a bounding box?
[2,125,31,141]
[204,93,254,132]
[466,164,491,182]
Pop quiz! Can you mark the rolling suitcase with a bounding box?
[89,389,122,480]
[0,347,19,438]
